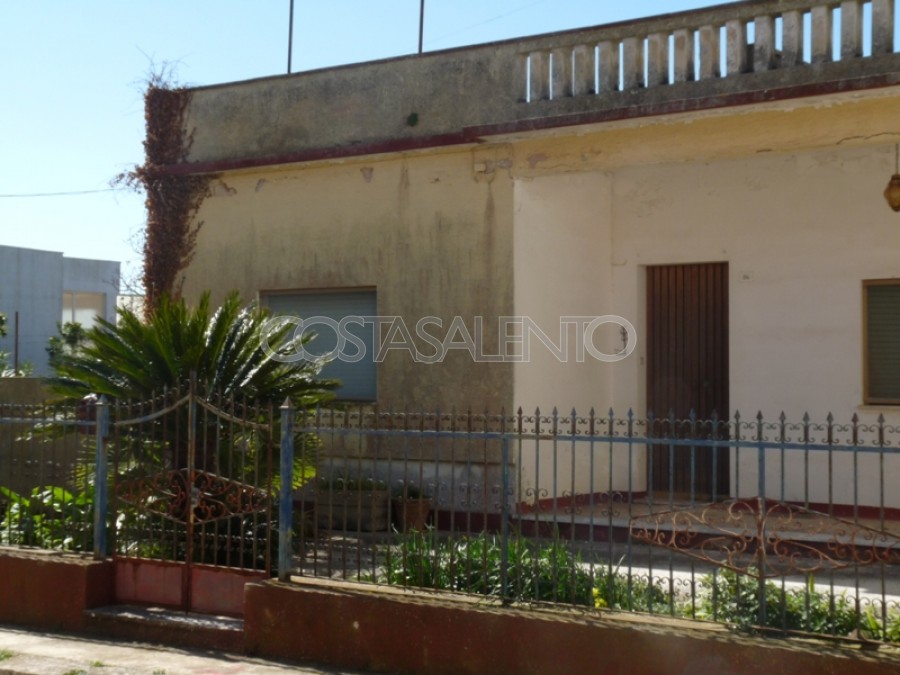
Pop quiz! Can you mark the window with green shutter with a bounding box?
[864,280,900,405]
[263,289,377,402]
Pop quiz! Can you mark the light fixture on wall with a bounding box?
[885,144,900,212]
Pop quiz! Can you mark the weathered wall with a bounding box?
[0,377,50,403]
[244,578,900,675]
[0,549,113,631]
[180,1,900,168]
[184,147,515,412]
[0,379,88,497]
[505,95,900,504]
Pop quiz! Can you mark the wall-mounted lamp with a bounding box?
[885,145,900,212]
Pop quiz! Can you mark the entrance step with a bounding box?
[83,605,243,652]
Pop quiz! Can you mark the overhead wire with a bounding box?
[0,188,128,198]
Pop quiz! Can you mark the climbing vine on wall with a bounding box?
[117,72,216,315]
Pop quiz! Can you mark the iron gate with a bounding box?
[106,383,276,611]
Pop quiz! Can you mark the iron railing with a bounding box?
[0,400,95,551]
[0,387,278,575]
[3,398,900,643]
[292,407,900,644]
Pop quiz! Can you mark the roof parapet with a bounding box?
[177,0,900,172]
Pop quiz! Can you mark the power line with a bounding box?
[0,188,129,199]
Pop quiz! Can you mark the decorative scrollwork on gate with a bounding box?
[629,498,900,578]
[115,468,271,525]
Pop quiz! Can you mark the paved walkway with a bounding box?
[0,626,368,675]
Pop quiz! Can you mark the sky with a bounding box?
[0,1,723,291]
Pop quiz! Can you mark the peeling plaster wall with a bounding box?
[184,148,515,412]
[181,82,900,507]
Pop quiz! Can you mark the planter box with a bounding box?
[315,490,390,532]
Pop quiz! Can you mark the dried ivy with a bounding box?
[117,73,216,315]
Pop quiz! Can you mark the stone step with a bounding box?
[82,605,243,653]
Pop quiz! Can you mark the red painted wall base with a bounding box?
[0,548,113,631]
[244,578,900,675]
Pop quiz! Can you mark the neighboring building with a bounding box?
[0,245,119,375]
[156,0,900,508]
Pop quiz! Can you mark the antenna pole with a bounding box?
[287,0,295,73]
[418,0,425,54]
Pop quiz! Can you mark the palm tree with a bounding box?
[51,291,335,405]
[50,291,336,472]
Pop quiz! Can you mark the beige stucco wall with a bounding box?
[184,147,515,413]
[182,83,900,509]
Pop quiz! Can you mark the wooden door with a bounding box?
[646,263,729,499]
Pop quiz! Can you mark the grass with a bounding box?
[0,649,13,661]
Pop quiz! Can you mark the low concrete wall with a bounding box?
[0,377,50,404]
[1,548,898,674]
[114,558,266,616]
[245,578,900,675]
[0,548,113,632]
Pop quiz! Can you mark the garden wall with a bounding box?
[0,549,897,674]
[0,549,113,631]
[244,578,900,675]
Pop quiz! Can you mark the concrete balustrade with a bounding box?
[521,0,897,100]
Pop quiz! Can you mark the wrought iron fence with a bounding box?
[3,397,900,643]
[0,386,278,576]
[0,400,95,551]
[290,407,900,644]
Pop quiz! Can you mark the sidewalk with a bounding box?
[0,625,368,675]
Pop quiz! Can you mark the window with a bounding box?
[62,292,105,329]
[263,289,377,402]
[864,280,900,405]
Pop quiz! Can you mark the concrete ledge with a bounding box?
[0,548,113,632]
[245,577,900,675]
[83,605,243,653]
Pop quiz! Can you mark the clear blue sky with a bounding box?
[0,1,722,291]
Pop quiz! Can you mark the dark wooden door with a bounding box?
[647,263,729,499]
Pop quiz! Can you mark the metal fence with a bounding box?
[2,398,900,643]
[291,407,900,644]
[0,388,277,576]
[0,399,95,551]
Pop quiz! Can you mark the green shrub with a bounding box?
[695,568,860,637]
[0,485,93,551]
[377,529,595,605]
[592,558,674,613]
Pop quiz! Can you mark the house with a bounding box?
[157,0,900,511]
[0,245,120,375]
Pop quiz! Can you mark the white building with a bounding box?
[0,245,119,375]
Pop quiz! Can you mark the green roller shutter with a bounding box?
[264,290,377,401]
[865,282,900,404]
